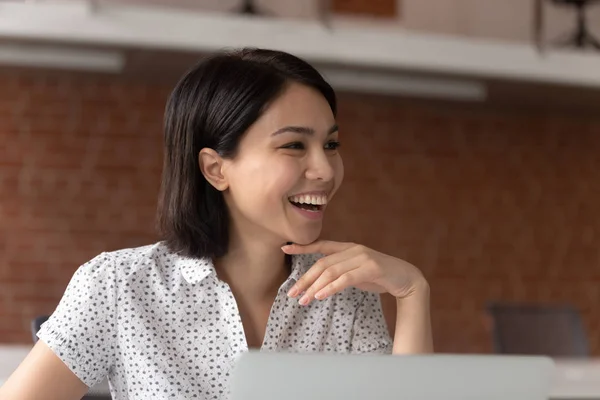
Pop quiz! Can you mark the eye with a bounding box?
[325,141,341,151]
[281,142,305,150]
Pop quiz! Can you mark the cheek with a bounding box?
[260,162,302,203]
[230,159,301,207]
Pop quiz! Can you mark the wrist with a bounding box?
[396,278,430,302]
[392,277,433,354]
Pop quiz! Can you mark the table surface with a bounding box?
[1,344,599,398]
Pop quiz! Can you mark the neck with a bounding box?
[214,226,290,301]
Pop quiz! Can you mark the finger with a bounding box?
[298,256,365,306]
[314,268,371,301]
[288,247,362,298]
[281,240,354,256]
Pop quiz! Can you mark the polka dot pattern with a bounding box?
[38,242,392,399]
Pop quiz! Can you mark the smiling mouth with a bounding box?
[288,193,328,212]
[289,201,323,212]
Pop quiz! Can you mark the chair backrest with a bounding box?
[31,315,50,343]
[487,303,590,357]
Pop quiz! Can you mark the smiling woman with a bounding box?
[194,80,343,249]
[0,48,432,400]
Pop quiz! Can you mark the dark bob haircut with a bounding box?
[156,48,337,259]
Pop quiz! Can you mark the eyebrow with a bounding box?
[271,124,339,137]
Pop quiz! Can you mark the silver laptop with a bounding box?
[230,352,554,400]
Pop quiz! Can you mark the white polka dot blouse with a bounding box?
[38,242,392,399]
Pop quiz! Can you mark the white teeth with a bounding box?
[289,194,328,205]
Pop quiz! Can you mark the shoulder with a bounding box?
[36,246,178,387]
[105,242,172,271]
[75,242,181,287]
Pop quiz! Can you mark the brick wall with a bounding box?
[327,94,600,353]
[0,71,167,342]
[1,69,599,354]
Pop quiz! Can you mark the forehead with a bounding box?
[250,82,335,136]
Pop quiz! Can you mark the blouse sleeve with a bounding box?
[350,292,393,354]
[37,252,118,387]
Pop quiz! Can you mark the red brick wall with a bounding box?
[327,94,600,353]
[1,69,599,355]
[0,71,167,342]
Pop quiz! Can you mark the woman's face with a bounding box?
[221,82,344,246]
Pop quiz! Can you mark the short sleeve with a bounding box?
[350,292,393,354]
[37,252,117,387]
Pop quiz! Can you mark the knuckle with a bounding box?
[366,260,382,277]
[355,244,369,255]
[312,259,326,271]
[321,268,337,281]
[323,283,336,294]
[337,273,352,286]
[370,266,384,280]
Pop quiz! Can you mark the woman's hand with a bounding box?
[282,241,428,306]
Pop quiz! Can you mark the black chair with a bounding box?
[31,315,50,343]
[486,302,590,357]
[551,0,600,49]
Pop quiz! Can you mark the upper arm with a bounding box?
[0,340,88,400]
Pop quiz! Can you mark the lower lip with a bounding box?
[289,202,325,220]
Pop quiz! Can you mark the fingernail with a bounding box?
[287,287,299,298]
[314,290,326,300]
[299,294,310,306]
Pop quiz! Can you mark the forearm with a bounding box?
[392,283,433,354]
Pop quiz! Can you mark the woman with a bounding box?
[0,48,432,400]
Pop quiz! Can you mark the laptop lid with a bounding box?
[230,352,553,400]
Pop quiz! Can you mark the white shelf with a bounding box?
[0,1,599,88]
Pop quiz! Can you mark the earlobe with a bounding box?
[199,148,228,191]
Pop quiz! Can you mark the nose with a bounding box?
[305,148,335,182]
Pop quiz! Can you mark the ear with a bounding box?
[199,148,229,191]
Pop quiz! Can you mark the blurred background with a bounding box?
[1,0,600,363]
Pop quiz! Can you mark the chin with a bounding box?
[286,227,322,247]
